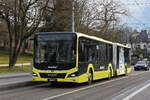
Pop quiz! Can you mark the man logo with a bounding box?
[48,66,57,69]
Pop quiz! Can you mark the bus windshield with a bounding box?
[34,33,76,70]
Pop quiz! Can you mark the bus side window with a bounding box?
[95,44,99,64]
[79,39,88,62]
[98,44,101,63]
[79,40,84,62]
[117,46,120,69]
[108,44,113,64]
[98,42,107,69]
[88,48,92,62]
[87,40,97,63]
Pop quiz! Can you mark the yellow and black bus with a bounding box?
[32,32,132,84]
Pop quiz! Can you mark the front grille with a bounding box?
[136,66,144,68]
[135,66,145,69]
[40,73,66,78]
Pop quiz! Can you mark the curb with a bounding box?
[0,81,45,91]
[0,73,30,79]
[0,63,30,67]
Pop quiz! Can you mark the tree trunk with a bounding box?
[9,40,13,68]
[9,56,17,68]
[9,41,23,68]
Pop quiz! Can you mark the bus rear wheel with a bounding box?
[87,69,93,85]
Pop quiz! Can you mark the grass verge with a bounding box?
[0,48,32,64]
[0,66,30,74]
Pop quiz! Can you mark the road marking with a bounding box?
[42,71,150,100]
[123,81,150,100]
[111,79,150,100]
[42,77,129,100]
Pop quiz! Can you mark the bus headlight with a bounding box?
[68,72,78,78]
[32,72,38,77]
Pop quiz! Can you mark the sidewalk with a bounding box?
[0,72,34,91]
[0,72,45,91]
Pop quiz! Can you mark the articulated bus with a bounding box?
[32,32,132,84]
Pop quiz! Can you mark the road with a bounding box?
[0,70,150,100]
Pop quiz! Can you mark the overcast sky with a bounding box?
[120,0,150,31]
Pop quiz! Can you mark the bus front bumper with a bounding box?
[32,73,88,83]
[33,77,79,83]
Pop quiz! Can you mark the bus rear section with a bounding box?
[112,44,132,76]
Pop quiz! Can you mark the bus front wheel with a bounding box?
[87,69,93,85]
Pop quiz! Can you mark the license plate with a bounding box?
[48,79,57,82]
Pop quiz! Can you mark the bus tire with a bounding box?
[87,69,93,85]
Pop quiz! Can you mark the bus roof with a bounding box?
[77,33,113,45]
[35,32,76,35]
[115,43,130,48]
[77,33,130,48]
[35,32,130,48]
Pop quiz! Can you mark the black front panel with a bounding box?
[40,73,66,78]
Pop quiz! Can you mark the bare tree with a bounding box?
[0,0,50,68]
[92,0,127,33]
[73,0,128,40]
[41,0,128,42]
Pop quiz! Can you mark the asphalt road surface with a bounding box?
[0,70,150,100]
